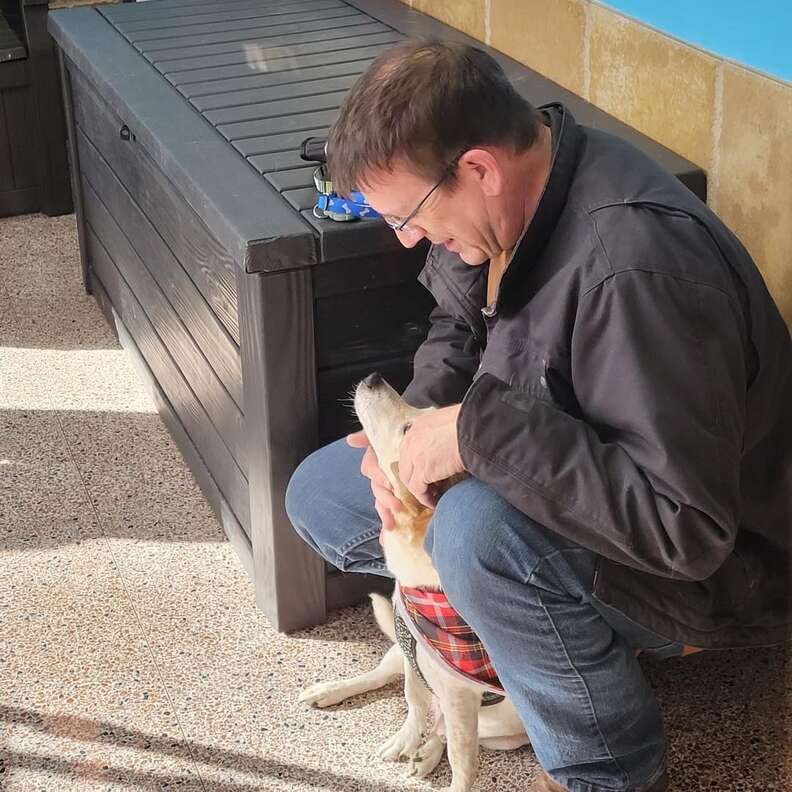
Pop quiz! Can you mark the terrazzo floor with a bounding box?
[1,211,791,791]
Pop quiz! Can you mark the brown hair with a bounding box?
[328,39,543,196]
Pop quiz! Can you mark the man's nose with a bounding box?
[393,226,425,248]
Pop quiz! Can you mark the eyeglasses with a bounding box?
[381,150,465,232]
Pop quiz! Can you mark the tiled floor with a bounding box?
[1,211,791,791]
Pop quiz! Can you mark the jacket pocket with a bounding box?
[487,335,581,417]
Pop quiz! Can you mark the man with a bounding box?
[285,40,792,792]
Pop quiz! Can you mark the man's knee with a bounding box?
[284,438,387,575]
[424,478,513,607]
[424,478,575,613]
[285,447,326,547]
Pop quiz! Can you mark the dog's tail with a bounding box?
[369,592,397,644]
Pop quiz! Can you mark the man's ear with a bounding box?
[388,461,426,518]
[460,148,503,198]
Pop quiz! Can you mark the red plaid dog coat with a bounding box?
[395,584,505,699]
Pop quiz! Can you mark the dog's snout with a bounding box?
[363,372,383,388]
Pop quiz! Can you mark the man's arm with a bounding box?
[402,305,481,408]
[457,269,747,582]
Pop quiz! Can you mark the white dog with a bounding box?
[299,373,528,791]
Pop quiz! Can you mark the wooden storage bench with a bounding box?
[48,0,705,633]
[1,0,72,217]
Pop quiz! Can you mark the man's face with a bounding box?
[361,156,499,266]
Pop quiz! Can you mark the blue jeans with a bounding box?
[285,438,683,792]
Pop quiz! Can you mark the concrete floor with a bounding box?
[0,211,791,791]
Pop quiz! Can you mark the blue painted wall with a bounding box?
[603,1,791,82]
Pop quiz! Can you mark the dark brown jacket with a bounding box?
[403,104,792,649]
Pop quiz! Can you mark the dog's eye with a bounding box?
[402,422,413,435]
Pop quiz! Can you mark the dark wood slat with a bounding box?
[205,90,347,126]
[0,58,27,90]
[311,243,429,299]
[0,184,38,215]
[58,51,89,293]
[86,227,251,535]
[232,125,329,158]
[25,4,74,218]
[300,208,398,263]
[82,175,248,475]
[192,73,361,112]
[102,0,338,23]
[247,149,308,174]
[0,86,14,191]
[281,186,316,213]
[315,282,433,369]
[170,41,393,87]
[77,126,244,413]
[131,7,363,50]
[263,166,315,192]
[113,0,342,33]
[70,68,242,342]
[88,269,255,583]
[163,29,400,77]
[237,266,326,632]
[2,85,37,188]
[0,14,26,62]
[182,59,373,100]
[326,571,393,612]
[150,21,387,68]
[220,108,338,142]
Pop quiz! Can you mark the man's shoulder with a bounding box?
[563,159,739,299]
[586,201,730,283]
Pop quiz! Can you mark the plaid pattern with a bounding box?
[400,585,504,694]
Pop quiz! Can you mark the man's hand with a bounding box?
[346,431,403,536]
[399,404,465,508]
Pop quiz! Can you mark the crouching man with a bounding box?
[286,40,792,792]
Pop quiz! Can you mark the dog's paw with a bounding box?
[377,723,424,762]
[298,680,351,708]
[406,735,445,779]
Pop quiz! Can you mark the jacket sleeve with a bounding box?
[457,270,747,581]
[402,305,481,408]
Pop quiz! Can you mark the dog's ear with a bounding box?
[388,461,427,518]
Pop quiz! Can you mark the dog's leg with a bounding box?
[299,643,403,708]
[407,704,446,779]
[435,685,481,792]
[377,657,432,761]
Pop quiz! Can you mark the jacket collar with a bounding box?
[496,103,581,313]
[418,104,582,324]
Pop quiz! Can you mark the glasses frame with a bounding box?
[381,149,466,232]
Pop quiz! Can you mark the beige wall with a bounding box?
[400,0,792,326]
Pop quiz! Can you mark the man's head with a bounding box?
[328,40,550,265]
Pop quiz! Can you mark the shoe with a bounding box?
[529,769,669,791]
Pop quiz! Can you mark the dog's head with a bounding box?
[355,373,466,587]
[353,373,432,521]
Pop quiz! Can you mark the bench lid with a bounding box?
[50,0,705,273]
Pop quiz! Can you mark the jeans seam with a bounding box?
[334,528,384,570]
[526,546,591,577]
[536,587,631,790]
[337,527,380,555]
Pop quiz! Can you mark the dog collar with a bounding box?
[311,165,380,222]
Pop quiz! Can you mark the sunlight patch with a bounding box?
[0,347,157,413]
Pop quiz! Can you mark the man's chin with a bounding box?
[458,248,489,266]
